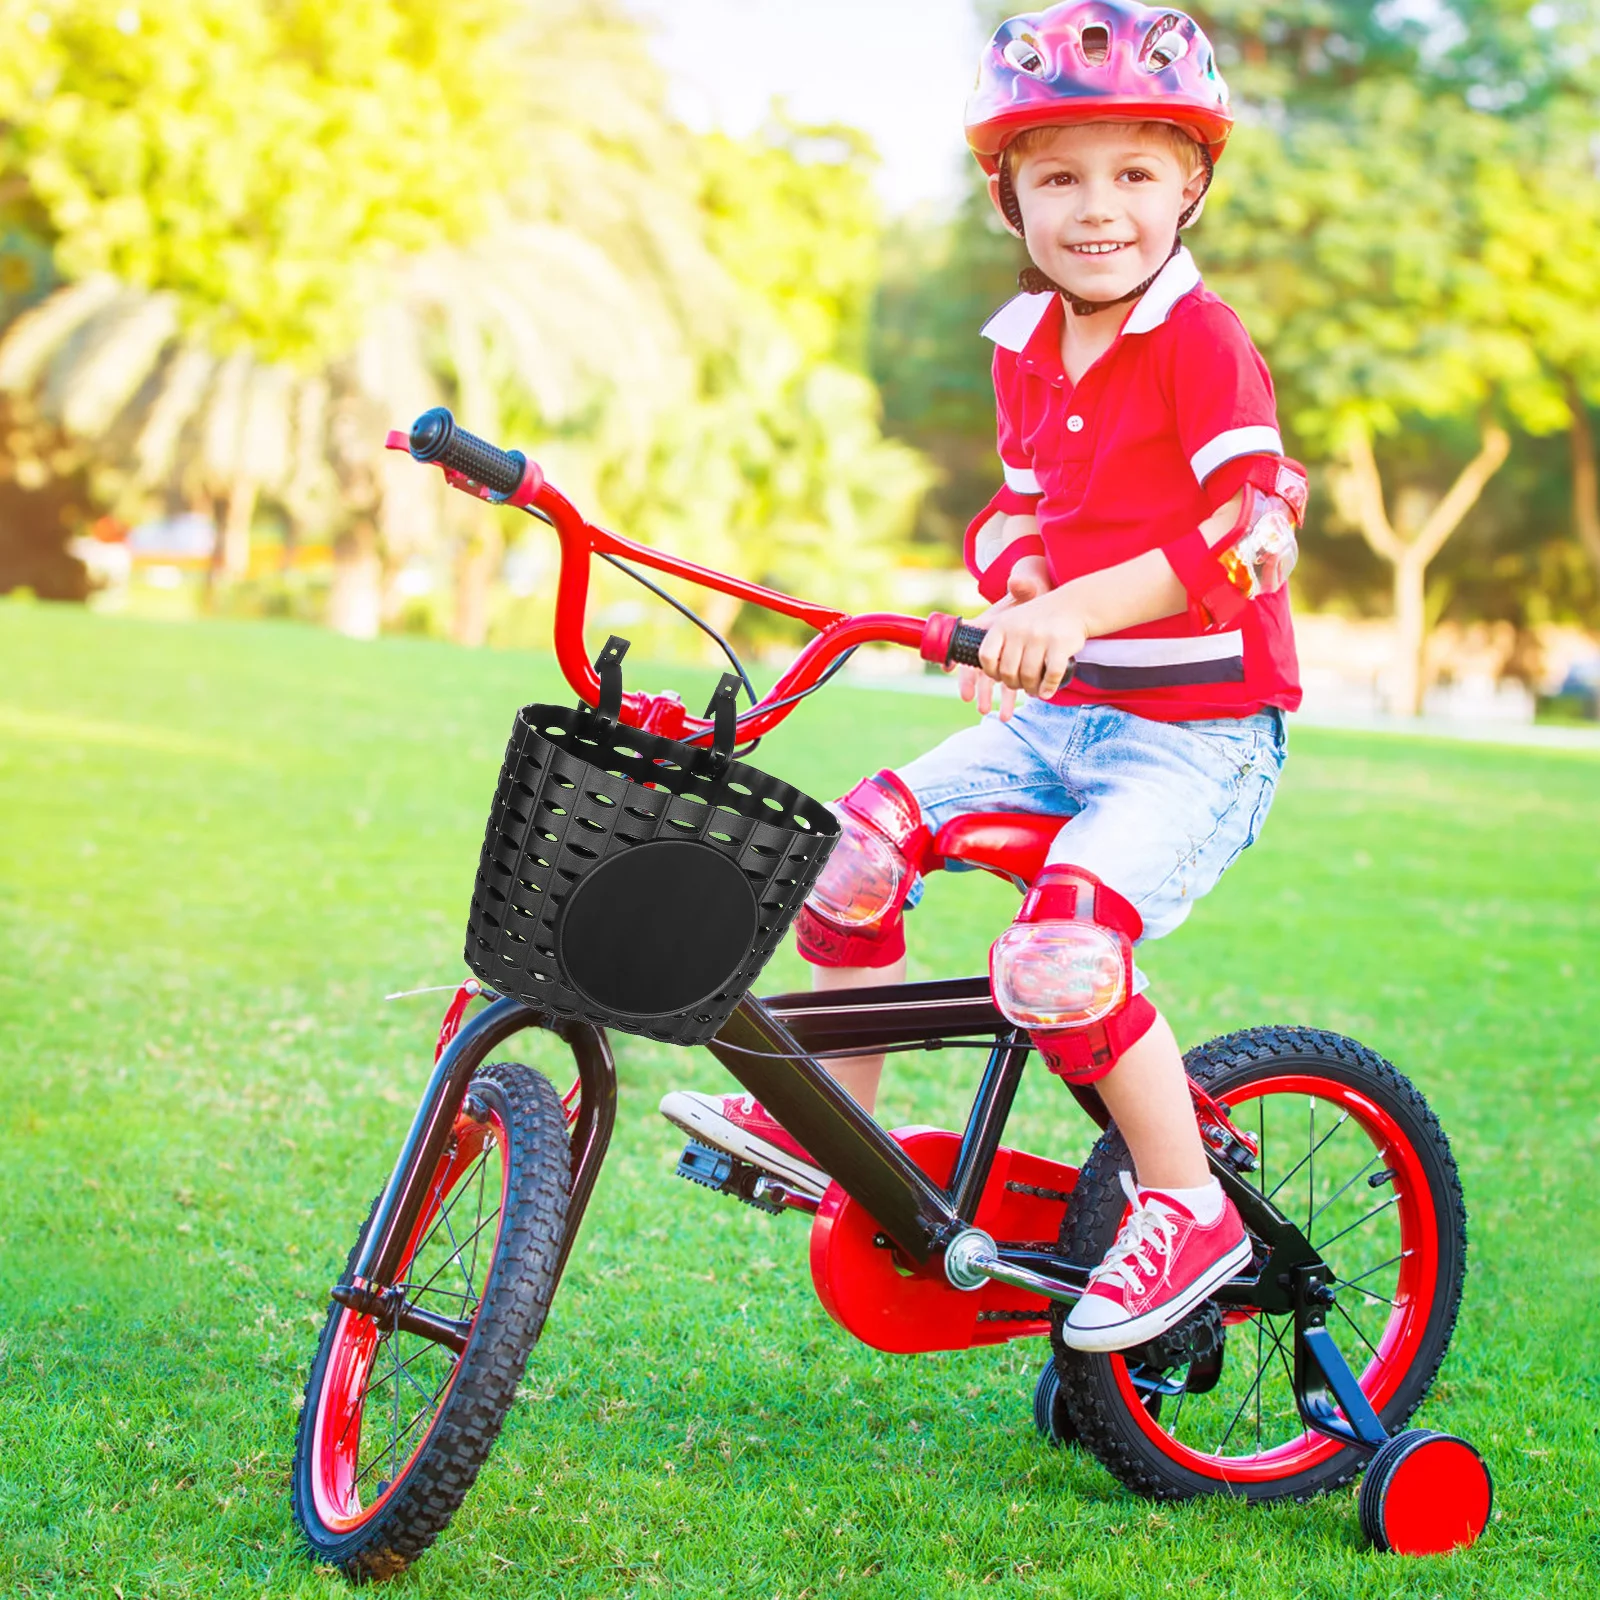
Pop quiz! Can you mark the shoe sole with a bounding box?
[1060,1234,1255,1354]
[659,1093,828,1199]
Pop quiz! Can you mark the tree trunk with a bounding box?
[330,518,381,639]
[1564,371,1600,582]
[1335,421,1511,716]
[1391,551,1429,718]
[221,476,257,579]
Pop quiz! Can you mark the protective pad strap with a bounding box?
[794,902,908,969]
[1017,863,1144,941]
[1037,994,1158,1084]
[797,771,937,970]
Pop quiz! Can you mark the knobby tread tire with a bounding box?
[291,1061,570,1581]
[1048,1026,1468,1504]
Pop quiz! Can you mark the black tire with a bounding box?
[291,1062,569,1580]
[1032,1359,1079,1448]
[1051,1026,1468,1503]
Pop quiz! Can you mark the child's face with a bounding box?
[990,123,1207,309]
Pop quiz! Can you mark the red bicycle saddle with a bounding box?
[933,812,1065,887]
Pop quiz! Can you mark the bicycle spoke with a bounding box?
[1264,1111,1348,1205]
[1341,1283,1398,1309]
[1258,1096,1266,1198]
[1308,1151,1384,1230]
[1216,1317,1291,1456]
[433,1190,480,1303]
[1333,1300,1383,1366]
[1254,1316,1263,1454]
[465,1139,492,1286]
[1337,1250,1406,1289]
[1307,1097,1314,1235]
[406,1206,502,1305]
[1315,1193,1399,1253]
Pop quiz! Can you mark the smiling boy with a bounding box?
[663,2,1306,1353]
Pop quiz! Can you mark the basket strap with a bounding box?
[705,674,742,764]
[594,636,629,724]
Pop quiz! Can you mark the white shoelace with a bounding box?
[1090,1171,1181,1295]
[729,1093,758,1116]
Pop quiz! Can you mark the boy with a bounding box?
[661,1,1304,1353]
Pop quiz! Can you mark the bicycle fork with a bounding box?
[331,989,618,1348]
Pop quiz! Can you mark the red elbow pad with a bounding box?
[965,487,1046,604]
[1164,458,1309,632]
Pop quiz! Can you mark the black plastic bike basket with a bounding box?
[464,638,841,1045]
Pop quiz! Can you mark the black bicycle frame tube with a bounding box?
[947,1031,1031,1224]
[706,996,964,1263]
[352,996,616,1296]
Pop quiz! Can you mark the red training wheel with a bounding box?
[1358,1429,1493,1555]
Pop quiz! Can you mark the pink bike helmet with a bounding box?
[966,2,1233,175]
[967,4,1232,313]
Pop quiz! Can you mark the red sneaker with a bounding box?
[1062,1172,1252,1353]
[658,1091,828,1200]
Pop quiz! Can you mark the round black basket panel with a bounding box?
[556,839,759,1018]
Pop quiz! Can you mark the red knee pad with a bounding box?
[796,771,938,969]
[988,864,1157,1084]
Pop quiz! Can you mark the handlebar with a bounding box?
[408,408,534,503]
[386,408,991,742]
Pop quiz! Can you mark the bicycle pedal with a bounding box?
[674,1140,787,1215]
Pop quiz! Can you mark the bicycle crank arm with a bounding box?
[943,1231,1088,1303]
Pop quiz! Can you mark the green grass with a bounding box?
[1,602,1596,1600]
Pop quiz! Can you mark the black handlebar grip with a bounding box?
[408,407,525,498]
[946,621,987,668]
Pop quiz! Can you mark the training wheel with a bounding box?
[1032,1360,1078,1448]
[1358,1429,1493,1555]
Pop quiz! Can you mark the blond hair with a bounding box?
[1002,120,1204,180]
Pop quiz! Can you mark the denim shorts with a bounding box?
[896,701,1287,986]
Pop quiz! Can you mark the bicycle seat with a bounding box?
[933,813,1065,888]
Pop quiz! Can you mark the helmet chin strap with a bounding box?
[1000,144,1213,316]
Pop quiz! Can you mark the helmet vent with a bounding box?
[1079,24,1111,65]
[1002,33,1049,77]
[1142,15,1191,71]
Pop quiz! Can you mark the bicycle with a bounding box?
[290,407,1493,1580]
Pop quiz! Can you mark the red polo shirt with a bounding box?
[965,249,1301,721]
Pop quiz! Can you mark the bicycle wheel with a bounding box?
[1051,1027,1467,1503]
[292,1061,569,1580]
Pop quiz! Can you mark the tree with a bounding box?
[0,0,529,360]
[1204,83,1555,711]
[0,3,928,641]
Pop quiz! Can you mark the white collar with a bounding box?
[980,247,1202,351]
[1122,246,1201,334]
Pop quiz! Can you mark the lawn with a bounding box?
[1,602,1596,1600]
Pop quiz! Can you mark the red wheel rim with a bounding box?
[1108,1072,1440,1484]
[309,1107,511,1532]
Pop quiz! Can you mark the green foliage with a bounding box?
[0,0,528,360]
[1204,84,1540,447]
[701,120,885,369]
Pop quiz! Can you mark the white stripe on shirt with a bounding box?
[1002,461,1042,495]
[1189,426,1283,484]
[1075,632,1244,668]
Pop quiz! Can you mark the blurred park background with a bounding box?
[3,0,1600,724]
